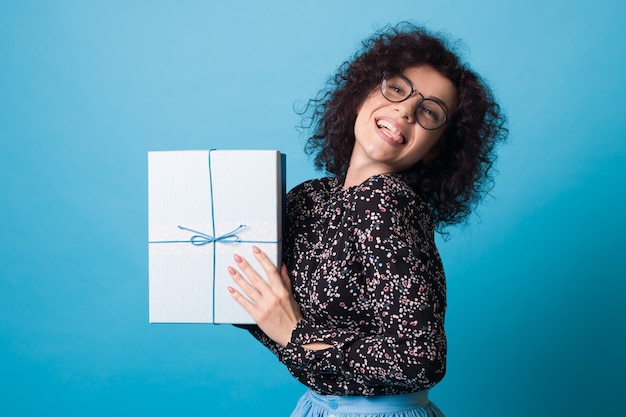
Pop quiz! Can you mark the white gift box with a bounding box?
[148,150,285,324]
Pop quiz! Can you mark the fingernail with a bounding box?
[227,286,235,294]
[233,253,243,263]
[252,246,261,254]
[227,266,236,275]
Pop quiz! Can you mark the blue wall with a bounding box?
[1,1,624,416]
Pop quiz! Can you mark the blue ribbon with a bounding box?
[181,224,245,245]
[149,224,247,246]
[149,224,278,246]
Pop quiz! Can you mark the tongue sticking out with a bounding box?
[377,120,405,144]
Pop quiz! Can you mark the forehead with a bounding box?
[403,65,457,110]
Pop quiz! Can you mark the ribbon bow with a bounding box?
[177,224,247,246]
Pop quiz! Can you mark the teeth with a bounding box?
[376,120,404,143]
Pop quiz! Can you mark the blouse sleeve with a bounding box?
[278,181,447,392]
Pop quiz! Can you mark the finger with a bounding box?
[228,265,261,301]
[251,246,283,287]
[233,253,269,292]
[227,285,258,315]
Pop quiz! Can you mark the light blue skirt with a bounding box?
[290,390,445,417]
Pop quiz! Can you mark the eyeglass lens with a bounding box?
[381,74,446,130]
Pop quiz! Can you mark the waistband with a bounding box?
[304,390,430,413]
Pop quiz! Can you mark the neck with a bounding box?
[343,163,394,189]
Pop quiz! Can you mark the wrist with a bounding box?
[278,318,302,347]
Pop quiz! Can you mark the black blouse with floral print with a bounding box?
[244,174,447,396]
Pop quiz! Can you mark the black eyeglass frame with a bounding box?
[380,71,449,131]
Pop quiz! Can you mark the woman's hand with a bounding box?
[227,246,303,347]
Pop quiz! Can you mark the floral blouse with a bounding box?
[244,174,446,396]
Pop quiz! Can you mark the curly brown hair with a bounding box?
[301,23,508,229]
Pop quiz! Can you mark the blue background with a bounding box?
[1,1,624,416]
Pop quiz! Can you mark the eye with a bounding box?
[386,82,406,98]
[418,101,444,123]
[389,83,404,94]
[382,74,412,101]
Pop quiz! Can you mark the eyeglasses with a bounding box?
[380,72,448,130]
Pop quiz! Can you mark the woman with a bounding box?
[226,23,507,417]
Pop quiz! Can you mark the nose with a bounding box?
[393,95,420,123]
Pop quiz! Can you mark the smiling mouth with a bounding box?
[376,119,406,144]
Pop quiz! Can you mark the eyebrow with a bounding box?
[428,96,451,113]
[408,78,452,112]
[415,88,451,113]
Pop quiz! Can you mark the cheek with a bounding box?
[353,106,373,140]
[353,95,388,137]
[406,131,445,164]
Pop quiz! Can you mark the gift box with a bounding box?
[148,150,285,324]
